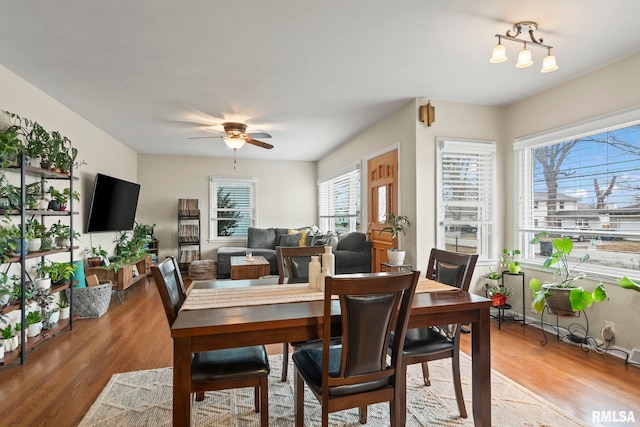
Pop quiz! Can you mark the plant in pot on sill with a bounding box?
[379,213,410,265]
[500,247,521,274]
[86,245,109,267]
[528,231,607,317]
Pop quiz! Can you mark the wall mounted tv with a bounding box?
[86,173,141,233]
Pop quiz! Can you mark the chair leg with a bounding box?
[359,406,367,424]
[282,342,290,382]
[452,350,468,418]
[259,376,269,426]
[195,391,205,401]
[396,362,408,426]
[254,386,260,412]
[294,370,305,427]
[421,361,431,386]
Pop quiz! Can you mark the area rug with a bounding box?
[80,353,587,426]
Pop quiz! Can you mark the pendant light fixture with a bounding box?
[489,21,558,73]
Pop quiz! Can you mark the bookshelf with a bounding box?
[177,198,201,271]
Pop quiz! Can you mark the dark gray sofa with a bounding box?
[216,227,371,279]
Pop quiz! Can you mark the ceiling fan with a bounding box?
[189,122,273,150]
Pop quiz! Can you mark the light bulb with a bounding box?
[223,136,246,150]
[541,52,558,73]
[516,47,533,68]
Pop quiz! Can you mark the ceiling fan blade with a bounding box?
[246,132,272,139]
[245,137,274,149]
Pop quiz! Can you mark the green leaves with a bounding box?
[619,277,640,292]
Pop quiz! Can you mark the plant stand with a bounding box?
[84,256,151,304]
[501,271,526,327]
[540,305,590,348]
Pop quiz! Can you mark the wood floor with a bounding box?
[1,276,639,426]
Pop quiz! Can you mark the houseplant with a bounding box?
[25,218,47,252]
[47,186,80,211]
[86,245,109,267]
[46,261,77,285]
[500,248,521,274]
[58,300,70,320]
[49,220,80,247]
[487,283,513,307]
[1,323,18,352]
[528,231,607,316]
[26,310,44,337]
[379,213,410,265]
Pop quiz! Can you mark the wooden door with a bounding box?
[367,149,398,272]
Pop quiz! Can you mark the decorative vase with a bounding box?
[387,250,406,265]
[28,238,42,252]
[11,238,29,256]
[40,236,53,251]
[60,306,70,320]
[35,277,52,290]
[308,255,321,290]
[491,294,507,307]
[322,246,335,276]
[27,321,43,338]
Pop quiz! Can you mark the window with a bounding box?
[515,109,640,278]
[209,177,257,240]
[318,167,361,233]
[436,138,497,261]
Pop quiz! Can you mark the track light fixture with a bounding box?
[490,21,558,73]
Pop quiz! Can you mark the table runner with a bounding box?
[180,278,458,311]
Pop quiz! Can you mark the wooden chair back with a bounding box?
[425,249,478,292]
[276,245,326,284]
[151,256,186,326]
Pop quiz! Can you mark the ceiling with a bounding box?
[1,1,640,162]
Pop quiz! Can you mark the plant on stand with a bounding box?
[500,247,521,274]
[487,283,513,307]
[86,245,109,267]
[379,213,410,265]
[528,232,607,316]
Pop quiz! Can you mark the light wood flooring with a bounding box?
[1,276,639,426]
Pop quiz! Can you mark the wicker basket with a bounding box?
[188,259,217,281]
[65,281,113,318]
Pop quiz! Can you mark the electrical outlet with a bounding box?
[605,321,615,335]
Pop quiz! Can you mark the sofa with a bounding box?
[216,227,372,279]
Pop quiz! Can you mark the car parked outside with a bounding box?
[459,224,478,233]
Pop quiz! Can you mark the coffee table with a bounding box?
[230,255,270,280]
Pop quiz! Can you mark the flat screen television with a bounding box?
[86,173,141,233]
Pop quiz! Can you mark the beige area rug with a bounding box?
[80,353,587,426]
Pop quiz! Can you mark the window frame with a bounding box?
[317,165,362,233]
[514,106,640,281]
[436,137,497,262]
[208,176,258,242]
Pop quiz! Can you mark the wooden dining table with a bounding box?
[171,277,492,426]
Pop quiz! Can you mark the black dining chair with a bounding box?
[395,249,478,419]
[151,257,271,426]
[292,271,420,427]
[276,245,328,381]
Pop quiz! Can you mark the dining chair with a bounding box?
[292,271,420,427]
[396,249,478,419]
[276,245,328,381]
[151,257,270,426]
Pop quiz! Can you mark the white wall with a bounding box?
[504,53,640,351]
[136,154,317,262]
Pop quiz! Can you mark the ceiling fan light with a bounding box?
[541,53,558,73]
[224,136,245,150]
[490,43,507,63]
[516,47,533,68]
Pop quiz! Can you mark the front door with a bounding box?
[367,149,398,272]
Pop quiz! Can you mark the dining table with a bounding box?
[171,276,492,426]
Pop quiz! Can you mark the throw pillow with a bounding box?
[247,227,276,249]
[274,228,290,246]
[279,233,301,247]
[288,228,309,246]
[337,232,366,251]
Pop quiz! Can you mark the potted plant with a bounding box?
[528,232,607,317]
[6,112,51,167]
[500,247,521,274]
[26,311,44,337]
[49,220,80,247]
[47,261,77,285]
[86,245,108,267]
[58,300,70,320]
[47,186,80,211]
[34,259,55,289]
[25,218,46,252]
[0,323,18,352]
[0,121,23,168]
[487,283,513,307]
[379,213,410,265]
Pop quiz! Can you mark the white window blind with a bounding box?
[516,117,640,277]
[209,177,256,240]
[318,168,361,233]
[436,138,496,261]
